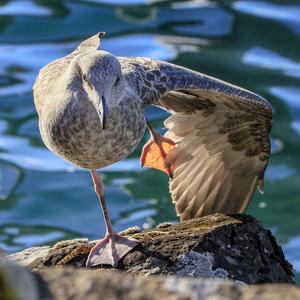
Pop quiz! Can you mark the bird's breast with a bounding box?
[40,99,146,169]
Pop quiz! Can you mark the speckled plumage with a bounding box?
[34,35,146,169]
[33,33,273,221]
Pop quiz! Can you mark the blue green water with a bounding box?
[0,0,299,282]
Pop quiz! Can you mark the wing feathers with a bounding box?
[133,59,273,220]
[158,88,271,221]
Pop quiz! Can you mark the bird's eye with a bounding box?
[115,77,120,85]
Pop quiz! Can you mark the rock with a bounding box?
[8,214,294,284]
[38,268,300,300]
[0,254,51,300]
[1,254,300,300]
[8,246,51,270]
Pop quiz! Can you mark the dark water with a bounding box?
[0,0,299,281]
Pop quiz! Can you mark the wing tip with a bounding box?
[257,179,264,194]
[98,32,106,39]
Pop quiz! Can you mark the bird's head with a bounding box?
[73,50,122,130]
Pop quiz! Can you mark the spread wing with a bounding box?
[129,59,273,221]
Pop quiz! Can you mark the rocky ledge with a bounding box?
[2,214,298,300]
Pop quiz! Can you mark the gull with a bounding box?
[33,32,273,267]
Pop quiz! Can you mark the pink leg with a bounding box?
[86,169,139,267]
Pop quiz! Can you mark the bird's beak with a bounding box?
[100,95,108,130]
[90,90,109,130]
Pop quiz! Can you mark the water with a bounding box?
[0,0,299,282]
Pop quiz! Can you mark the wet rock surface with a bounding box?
[9,214,294,284]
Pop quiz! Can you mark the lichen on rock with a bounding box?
[174,251,229,279]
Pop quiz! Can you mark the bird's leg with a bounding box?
[140,119,176,178]
[86,169,139,268]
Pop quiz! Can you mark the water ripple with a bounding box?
[0,163,20,201]
[265,164,297,182]
[0,1,52,17]
[242,47,300,79]
[284,236,300,272]
[233,1,300,34]
[270,86,300,135]
[13,231,64,247]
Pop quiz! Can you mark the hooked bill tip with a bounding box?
[98,32,106,39]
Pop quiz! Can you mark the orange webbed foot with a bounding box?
[140,134,176,178]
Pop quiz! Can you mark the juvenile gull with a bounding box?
[33,32,273,267]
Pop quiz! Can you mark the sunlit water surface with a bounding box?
[0,0,299,282]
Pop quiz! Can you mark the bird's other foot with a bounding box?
[140,135,176,178]
[86,233,139,267]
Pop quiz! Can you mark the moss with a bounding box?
[0,269,16,300]
[57,244,92,266]
[131,214,241,241]
[51,214,243,266]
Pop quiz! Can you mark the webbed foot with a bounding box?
[86,233,139,267]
